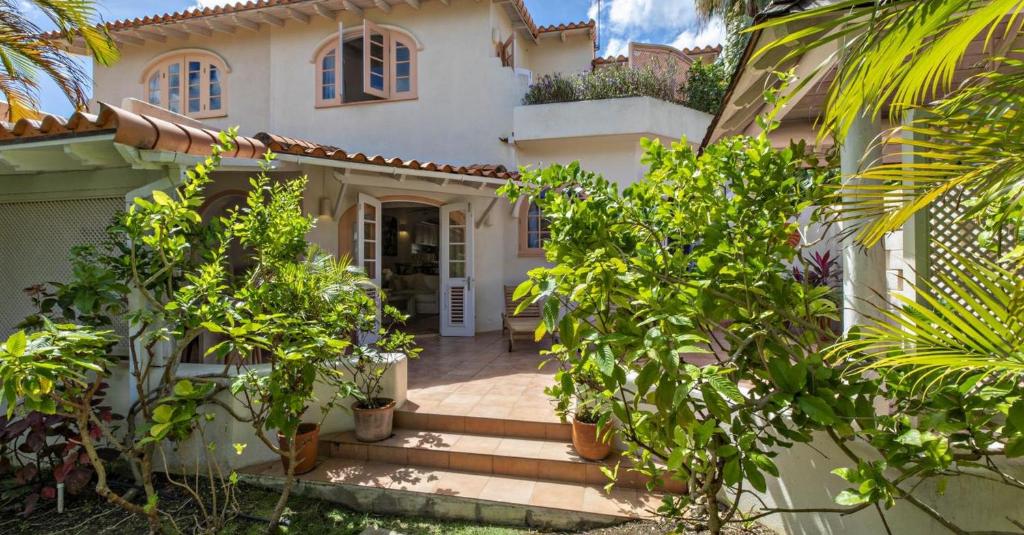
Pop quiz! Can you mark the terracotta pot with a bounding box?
[278,422,319,475]
[353,398,396,443]
[572,418,613,461]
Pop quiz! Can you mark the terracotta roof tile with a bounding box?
[253,132,517,179]
[48,0,592,42]
[0,103,515,179]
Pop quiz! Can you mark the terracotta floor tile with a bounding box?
[539,460,587,483]
[495,438,544,458]
[432,471,491,499]
[478,476,536,505]
[529,481,586,510]
[582,485,641,517]
[386,466,443,492]
[537,440,577,461]
[452,434,501,455]
[449,451,493,473]
[407,447,450,469]
[493,457,539,478]
[463,417,505,436]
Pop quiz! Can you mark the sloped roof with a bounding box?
[48,0,594,46]
[0,102,517,179]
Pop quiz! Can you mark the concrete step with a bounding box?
[321,429,685,493]
[238,457,662,531]
[394,408,571,441]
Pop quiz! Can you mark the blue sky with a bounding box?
[26,0,724,116]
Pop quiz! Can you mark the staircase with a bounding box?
[239,406,679,531]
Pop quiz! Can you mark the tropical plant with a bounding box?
[752,0,1024,252]
[500,105,860,533]
[0,0,119,120]
[694,0,772,21]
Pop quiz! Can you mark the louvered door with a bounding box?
[440,202,474,337]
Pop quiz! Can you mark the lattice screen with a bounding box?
[927,191,1016,297]
[0,197,128,354]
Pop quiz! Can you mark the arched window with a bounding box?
[142,50,229,119]
[315,21,418,107]
[518,201,550,257]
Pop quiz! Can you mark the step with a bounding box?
[239,457,662,531]
[321,429,685,493]
[395,408,571,441]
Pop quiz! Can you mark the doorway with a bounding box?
[352,194,475,337]
[380,201,441,335]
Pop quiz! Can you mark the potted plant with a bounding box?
[569,386,614,461]
[329,300,419,443]
[547,366,614,461]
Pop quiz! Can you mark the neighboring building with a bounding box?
[0,0,711,345]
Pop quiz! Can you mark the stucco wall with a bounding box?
[89,1,596,170]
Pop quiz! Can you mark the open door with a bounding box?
[356,193,382,340]
[440,203,474,337]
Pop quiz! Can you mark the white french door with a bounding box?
[440,202,475,337]
[356,193,382,341]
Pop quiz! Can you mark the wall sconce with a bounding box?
[399,224,408,235]
[317,197,333,222]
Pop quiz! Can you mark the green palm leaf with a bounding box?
[828,248,1024,392]
[0,0,118,120]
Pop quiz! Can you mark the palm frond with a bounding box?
[0,0,118,119]
[831,63,1024,248]
[828,247,1024,392]
[752,0,1024,139]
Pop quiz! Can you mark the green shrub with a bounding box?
[522,65,680,106]
[522,60,730,115]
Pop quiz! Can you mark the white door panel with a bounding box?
[440,202,474,337]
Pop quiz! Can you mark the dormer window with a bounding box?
[142,50,228,119]
[315,21,418,107]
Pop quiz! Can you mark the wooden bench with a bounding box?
[501,285,543,352]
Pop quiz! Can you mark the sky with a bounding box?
[25,0,725,116]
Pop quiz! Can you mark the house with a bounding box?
[0,0,715,343]
[0,1,717,527]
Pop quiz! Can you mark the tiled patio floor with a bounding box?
[404,332,561,423]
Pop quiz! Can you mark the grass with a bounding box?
[221,486,526,535]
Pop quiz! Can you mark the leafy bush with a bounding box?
[522,60,730,114]
[682,60,729,114]
[522,65,681,106]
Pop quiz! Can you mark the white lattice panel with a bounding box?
[0,197,128,353]
[928,192,1016,297]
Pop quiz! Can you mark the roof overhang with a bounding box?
[55,0,594,53]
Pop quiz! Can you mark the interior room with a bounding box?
[380,202,440,335]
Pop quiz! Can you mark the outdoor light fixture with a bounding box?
[317,197,333,221]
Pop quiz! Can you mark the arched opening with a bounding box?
[339,196,442,335]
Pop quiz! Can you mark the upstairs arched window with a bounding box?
[315,21,418,107]
[142,50,229,119]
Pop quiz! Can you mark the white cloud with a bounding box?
[670,17,726,50]
[604,0,700,32]
[604,38,629,58]
[192,0,232,9]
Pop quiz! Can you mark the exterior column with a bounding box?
[840,113,888,331]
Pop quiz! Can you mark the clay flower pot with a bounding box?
[572,418,613,461]
[278,422,320,475]
[353,398,396,443]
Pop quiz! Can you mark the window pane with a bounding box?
[209,65,221,110]
[369,33,385,91]
[188,61,201,113]
[365,204,376,219]
[449,226,464,243]
[448,211,465,226]
[168,63,181,113]
[528,216,538,232]
[396,78,410,92]
[396,62,410,78]
[528,233,539,249]
[147,72,161,105]
[449,261,465,278]
[396,44,410,62]
[449,245,465,261]
[322,50,335,70]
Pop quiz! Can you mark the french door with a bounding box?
[440,202,475,337]
[356,193,382,341]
